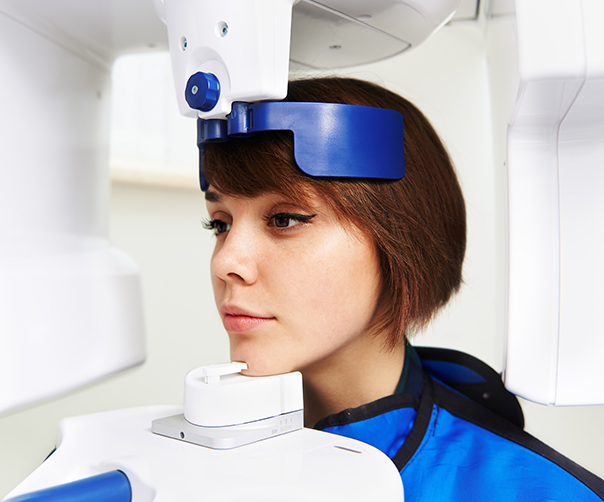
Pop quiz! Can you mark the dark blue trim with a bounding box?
[197,101,405,191]
[423,378,604,500]
[421,360,486,384]
[416,346,524,428]
[395,342,424,398]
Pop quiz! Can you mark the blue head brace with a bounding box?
[197,101,405,191]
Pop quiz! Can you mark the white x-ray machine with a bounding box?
[1,0,604,499]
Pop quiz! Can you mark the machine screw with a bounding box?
[220,23,228,37]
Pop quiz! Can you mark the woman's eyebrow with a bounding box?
[205,190,222,202]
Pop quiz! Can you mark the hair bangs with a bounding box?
[203,130,313,204]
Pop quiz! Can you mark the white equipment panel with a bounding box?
[2,406,404,502]
[487,0,604,405]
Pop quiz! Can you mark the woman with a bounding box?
[202,78,603,500]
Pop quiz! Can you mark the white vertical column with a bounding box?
[0,8,145,416]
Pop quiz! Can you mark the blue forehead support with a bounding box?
[197,101,405,191]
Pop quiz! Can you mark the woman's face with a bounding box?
[205,188,383,376]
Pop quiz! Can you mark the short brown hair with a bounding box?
[202,77,466,348]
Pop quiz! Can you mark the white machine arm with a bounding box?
[156,0,296,120]
[155,0,460,120]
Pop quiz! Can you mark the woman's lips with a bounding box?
[220,306,275,333]
[222,314,274,333]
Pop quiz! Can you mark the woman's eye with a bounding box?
[203,218,231,235]
[274,214,295,228]
[266,212,316,229]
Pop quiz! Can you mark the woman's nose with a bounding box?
[211,227,259,285]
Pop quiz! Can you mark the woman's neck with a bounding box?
[301,334,406,428]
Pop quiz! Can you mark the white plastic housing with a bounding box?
[159,0,461,119]
[290,0,461,68]
[159,0,296,119]
[487,0,604,405]
[184,364,303,427]
[4,407,404,501]
[0,0,167,416]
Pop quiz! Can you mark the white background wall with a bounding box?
[1,20,603,499]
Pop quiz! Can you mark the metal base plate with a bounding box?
[151,410,303,449]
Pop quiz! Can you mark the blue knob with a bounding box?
[185,72,221,112]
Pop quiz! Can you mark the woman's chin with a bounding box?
[230,352,292,377]
[229,337,300,376]
[238,362,290,377]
